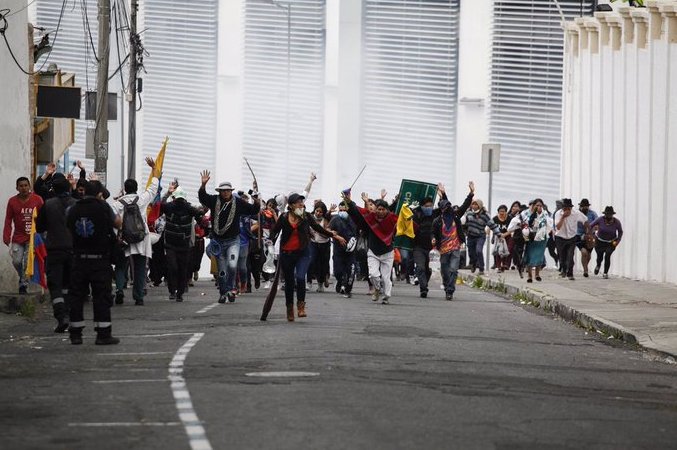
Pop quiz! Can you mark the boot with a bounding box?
[286,305,295,322]
[54,315,70,333]
[69,328,83,345]
[297,301,307,318]
[95,326,120,345]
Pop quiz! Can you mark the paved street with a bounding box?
[2,277,677,449]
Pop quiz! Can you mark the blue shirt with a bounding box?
[577,209,598,236]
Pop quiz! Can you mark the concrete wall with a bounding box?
[0,0,32,292]
[562,1,677,284]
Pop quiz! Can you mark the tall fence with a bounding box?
[561,1,677,284]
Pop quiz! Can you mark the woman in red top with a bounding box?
[270,193,346,321]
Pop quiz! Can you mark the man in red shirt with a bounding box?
[4,177,44,294]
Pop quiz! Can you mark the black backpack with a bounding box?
[120,197,147,244]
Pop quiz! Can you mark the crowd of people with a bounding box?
[3,162,624,340]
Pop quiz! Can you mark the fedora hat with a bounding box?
[215,181,233,191]
[561,198,574,208]
[603,206,616,215]
[578,198,591,207]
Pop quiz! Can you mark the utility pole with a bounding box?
[127,0,139,180]
[94,0,111,185]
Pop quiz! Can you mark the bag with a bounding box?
[262,243,276,274]
[120,197,147,244]
[355,235,369,255]
[394,248,402,264]
[493,238,509,257]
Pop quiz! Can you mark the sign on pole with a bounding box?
[481,143,501,172]
[393,179,438,251]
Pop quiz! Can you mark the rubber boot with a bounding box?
[53,303,69,333]
[69,328,83,345]
[286,305,295,322]
[297,301,307,318]
[95,326,120,345]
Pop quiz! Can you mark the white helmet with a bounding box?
[346,237,357,252]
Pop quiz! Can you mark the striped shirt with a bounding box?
[465,210,499,237]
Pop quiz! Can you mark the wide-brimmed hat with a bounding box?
[215,181,233,191]
[579,198,591,207]
[603,206,616,215]
[172,187,187,200]
[561,198,574,208]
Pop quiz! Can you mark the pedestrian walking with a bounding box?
[3,176,43,294]
[328,201,357,297]
[270,193,345,321]
[554,198,591,281]
[576,199,598,277]
[519,199,553,283]
[198,170,261,303]
[345,191,399,304]
[432,182,475,300]
[112,158,160,305]
[35,175,76,332]
[161,185,203,302]
[66,181,122,345]
[590,206,623,279]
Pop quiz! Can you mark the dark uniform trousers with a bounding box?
[333,251,356,294]
[165,246,189,297]
[45,250,73,320]
[69,256,113,332]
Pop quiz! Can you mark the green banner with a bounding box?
[393,179,438,250]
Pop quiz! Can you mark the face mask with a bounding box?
[421,206,433,216]
[338,211,348,220]
[294,207,305,217]
[315,214,323,221]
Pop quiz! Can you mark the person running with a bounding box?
[112,158,160,306]
[412,196,436,298]
[575,199,598,277]
[236,191,254,294]
[590,206,623,279]
[308,201,332,292]
[4,176,44,294]
[345,191,399,305]
[161,185,203,302]
[465,198,499,275]
[492,205,513,272]
[554,198,590,281]
[432,182,474,300]
[35,175,76,332]
[329,201,357,298]
[199,170,261,303]
[518,199,553,283]
[270,193,345,321]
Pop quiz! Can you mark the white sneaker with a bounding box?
[263,282,271,289]
[381,297,390,305]
[316,284,324,293]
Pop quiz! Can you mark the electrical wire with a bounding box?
[80,0,98,61]
[6,0,36,18]
[0,0,69,75]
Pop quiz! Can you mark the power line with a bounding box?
[0,0,69,75]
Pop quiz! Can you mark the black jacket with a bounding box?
[161,200,203,249]
[198,188,260,240]
[36,194,77,251]
[432,193,473,250]
[270,212,334,252]
[412,209,435,251]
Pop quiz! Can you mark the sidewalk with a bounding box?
[460,267,677,358]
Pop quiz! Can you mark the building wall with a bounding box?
[561,2,677,284]
[0,0,32,291]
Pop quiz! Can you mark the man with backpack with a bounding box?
[112,158,160,305]
[35,175,77,332]
[161,184,203,302]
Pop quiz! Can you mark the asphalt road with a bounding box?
[2,276,677,450]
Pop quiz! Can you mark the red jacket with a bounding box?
[4,194,43,245]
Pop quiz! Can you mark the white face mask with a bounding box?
[294,207,305,217]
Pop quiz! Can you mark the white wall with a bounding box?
[562,1,677,284]
[0,0,32,291]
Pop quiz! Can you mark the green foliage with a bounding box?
[494,277,507,294]
[610,0,644,7]
[471,275,484,289]
[18,300,36,320]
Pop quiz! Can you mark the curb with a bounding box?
[461,273,663,355]
[0,292,47,316]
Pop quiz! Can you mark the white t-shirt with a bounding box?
[554,209,588,239]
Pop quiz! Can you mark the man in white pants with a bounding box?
[344,192,398,304]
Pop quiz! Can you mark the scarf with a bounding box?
[356,204,398,246]
[214,196,237,236]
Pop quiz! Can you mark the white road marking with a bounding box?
[92,379,167,384]
[196,303,219,314]
[68,422,181,427]
[245,371,320,378]
[169,333,212,450]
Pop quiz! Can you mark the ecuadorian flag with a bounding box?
[146,137,168,226]
[25,208,48,289]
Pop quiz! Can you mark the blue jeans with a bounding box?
[280,247,312,306]
[215,237,240,295]
[440,250,461,294]
[467,235,486,271]
[10,242,29,289]
[115,254,147,301]
[237,243,249,288]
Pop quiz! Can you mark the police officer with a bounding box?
[36,175,77,332]
[161,183,203,302]
[66,180,122,345]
